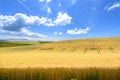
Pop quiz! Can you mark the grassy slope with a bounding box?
[0,41,50,47]
[0,42,32,47]
[0,37,120,68]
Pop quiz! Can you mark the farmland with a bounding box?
[0,37,120,80]
[0,37,120,68]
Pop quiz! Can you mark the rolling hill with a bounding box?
[0,37,120,68]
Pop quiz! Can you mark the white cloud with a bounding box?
[106,2,120,11]
[67,27,90,35]
[39,0,52,14]
[46,0,51,3]
[39,0,45,2]
[0,13,41,31]
[54,32,63,35]
[47,7,52,14]
[70,0,77,5]
[0,28,47,38]
[0,13,72,41]
[0,12,72,32]
[54,12,72,26]
[0,28,47,41]
[39,0,51,3]
[0,35,47,41]
[21,28,47,37]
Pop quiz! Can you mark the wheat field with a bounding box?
[0,67,120,80]
[0,37,120,80]
[0,37,120,68]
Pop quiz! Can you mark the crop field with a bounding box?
[0,67,120,80]
[0,37,120,80]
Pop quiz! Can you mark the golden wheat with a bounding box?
[0,67,120,80]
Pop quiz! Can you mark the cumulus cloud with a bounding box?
[0,12,71,32]
[105,2,120,11]
[0,13,40,31]
[0,12,72,41]
[54,12,72,26]
[66,27,90,35]
[0,28,47,40]
[54,32,63,35]
[21,28,47,37]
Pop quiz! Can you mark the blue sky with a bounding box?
[0,0,120,41]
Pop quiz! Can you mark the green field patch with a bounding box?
[0,42,32,47]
